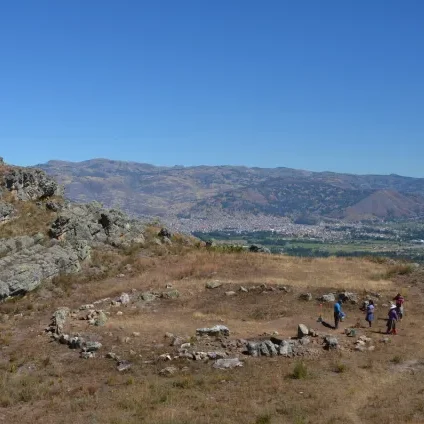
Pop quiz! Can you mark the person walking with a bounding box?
[393,293,405,321]
[365,300,375,328]
[386,304,398,335]
[334,300,343,330]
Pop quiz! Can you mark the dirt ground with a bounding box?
[0,251,423,424]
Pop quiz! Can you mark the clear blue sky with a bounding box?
[1,0,423,176]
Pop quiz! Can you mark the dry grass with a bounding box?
[0,251,422,424]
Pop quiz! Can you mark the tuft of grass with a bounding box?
[255,414,272,424]
[391,355,403,364]
[333,362,348,373]
[291,361,308,380]
[385,264,414,278]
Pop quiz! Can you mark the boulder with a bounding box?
[319,293,336,303]
[94,311,108,327]
[0,243,81,298]
[212,358,243,369]
[117,360,132,372]
[50,307,70,334]
[298,324,309,339]
[119,293,131,304]
[4,167,64,201]
[206,281,222,289]
[0,201,15,223]
[324,336,338,350]
[83,341,102,352]
[225,291,237,297]
[299,293,313,301]
[196,325,230,337]
[338,292,358,304]
[279,341,294,357]
[161,290,180,299]
[159,366,178,376]
[140,292,157,302]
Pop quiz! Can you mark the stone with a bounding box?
[117,360,132,372]
[80,351,95,359]
[132,332,140,337]
[161,290,180,299]
[264,340,278,356]
[196,325,230,337]
[299,293,313,301]
[298,324,309,339]
[299,337,310,346]
[140,292,156,302]
[69,336,85,349]
[279,341,294,357]
[116,311,123,316]
[83,341,102,352]
[159,366,178,376]
[239,286,249,293]
[320,293,336,302]
[206,281,222,289]
[45,200,62,212]
[158,354,173,361]
[247,342,260,357]
[119,293,130,304]
[171,336,184,347]
[309,329,318,337]
[106,352,120,361]
[207,352,227,360]
[324,336,338,350]
[225,291,237,297]
[277,285,289,292]
[180,343,191,350]
[212,358,243,369]
[338,292,358,304]
[80,304,95,310]
[0,201,15,223]
[50,307,70,335]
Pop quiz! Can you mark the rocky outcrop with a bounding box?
[4,167,63,201]
[0,164,152,299]
[49,202,145,249]
[0,242,81,298]
[0,201,15,223]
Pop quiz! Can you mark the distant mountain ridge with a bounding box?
[37,159,424,227]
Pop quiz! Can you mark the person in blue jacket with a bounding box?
[334,300,343,329]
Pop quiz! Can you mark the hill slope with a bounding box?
[38,159,424,225]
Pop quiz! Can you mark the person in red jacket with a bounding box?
[393,293,405,321]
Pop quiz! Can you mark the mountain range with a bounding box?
[37,159,424,229]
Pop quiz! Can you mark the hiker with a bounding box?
[334,300,343,330]
[365,300,375,328]
[386,304,398,335]
[393,293,405,321]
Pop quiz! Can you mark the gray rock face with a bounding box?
[4,168,63,201]
[0,243,81,298]
[0,201,15,223]
[49,202,145,248]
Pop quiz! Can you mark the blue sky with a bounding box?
[0,0,423,176]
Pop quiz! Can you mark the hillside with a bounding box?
[2,158,424,424]
[38,159,424,228]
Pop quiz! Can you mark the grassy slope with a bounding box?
[0,250,422,424]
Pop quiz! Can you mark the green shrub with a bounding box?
[292,361,308,379]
